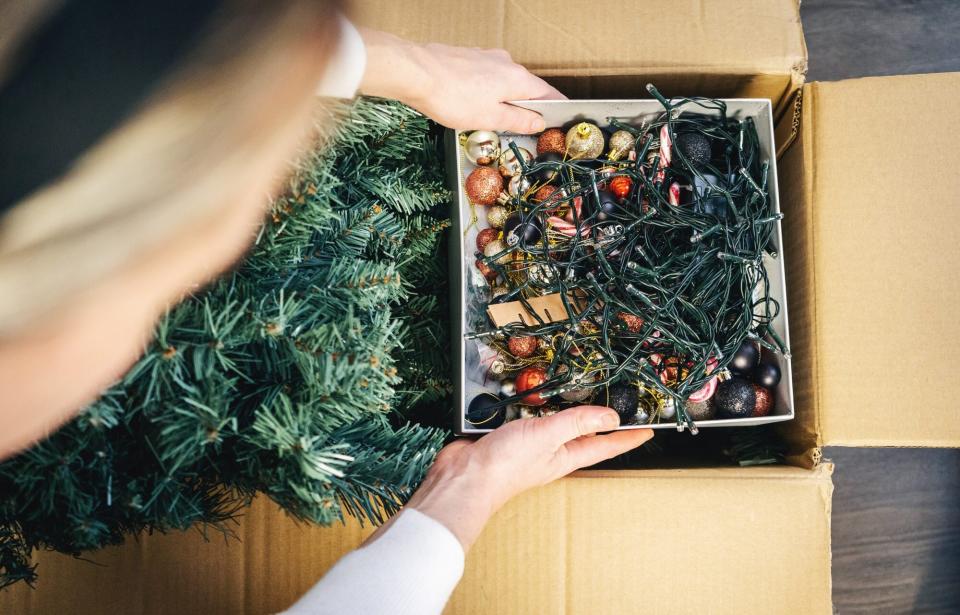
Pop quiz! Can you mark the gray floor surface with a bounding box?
[801,1,960,613]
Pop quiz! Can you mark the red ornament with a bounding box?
[465,167,504,206]
[507,335,538,358]
[752,384,774,417]
[476,228,499,252]
[515,365,549,406]
[475,259,497,282]
[609,176,633,200]
[536,127,566,156]
[617,311,644,333]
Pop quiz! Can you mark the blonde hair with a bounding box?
[0,0,339,336]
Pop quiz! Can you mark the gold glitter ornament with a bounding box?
[491,285,509,299]
[462,130,501,166]
[607,129,636,161]
[565,122,604,160]
[483,238,511,265]
[486,205,509,229]
[498,146,533,177]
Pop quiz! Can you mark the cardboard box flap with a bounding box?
[3,466,834,614]
[804,72,960,447]
[353,0,807,105]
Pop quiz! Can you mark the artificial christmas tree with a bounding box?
[0,98,452,588]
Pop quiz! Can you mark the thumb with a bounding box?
[494,104,546,134]
[537,405,621,445]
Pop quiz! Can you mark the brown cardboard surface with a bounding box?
[1,465,833,615]
[352,0,806,109]
[802,72,960,447]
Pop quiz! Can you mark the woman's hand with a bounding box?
[359,28,565,133]
[406,407,653,550]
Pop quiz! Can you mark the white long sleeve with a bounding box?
[315,14,366,99]
[285,509,465,615]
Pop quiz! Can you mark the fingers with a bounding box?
[495,104,546,134]
[536,405,621,445]
[561,428,654,472]
[433,438,472,464]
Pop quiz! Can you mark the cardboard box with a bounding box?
[5,2,960,614]
[449,98,797,433]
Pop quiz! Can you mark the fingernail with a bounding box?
[600,410,620,430]
[530,117,545,133]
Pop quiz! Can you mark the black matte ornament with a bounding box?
[603,384,639,422]
[714,378,756,419]
[675,132,712,165]
[730,341,760,374]
[753,361,782,389]
[466,393,505,428]
[587,189,625,222]
[503,212,542,247]
[532,152,563,184]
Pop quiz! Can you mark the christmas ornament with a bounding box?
[565,122,604,160]
[503,212,543,246]
[500,379,516,397]
[687,377,718,403]
[508,174,532,197]
[515,365,549,406]
[490,285,509,300]
[463,130,502,166]
[507,335,538,358]
[753,361,782,388]
[557,365,596,402]
[476,259,498,282]
[609,175,633,200]
[486,205,509,228]
[532,152,563,184]
[752,384,774,417]
[483,238,511,265]
[476,227,499,252]
[466,166,504,206]
[617,311,644,333]
[536,127,566,156]
[466,393,505,428]
[498,146,533,177]
[675,132,711,165]
[730,341,760,374]
[607,130,636,161]
[489,354,508,378]
[604,384,639,422]
[714,378,756,418]
[660,398,677,420]
[685,398,716,421]
[586,189,625,222]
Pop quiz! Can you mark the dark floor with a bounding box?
[801,1,960,613]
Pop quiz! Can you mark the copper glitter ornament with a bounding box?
[565,122,604,160]
[752,384,774,417]
[465,166,503,205]
[498,146,533,177]
[483,238,511,265]
[463,130,501,166]
[607,129,636,161]
[475,227,499,252]
[617,311,644,333]
[486,205,509,229]
[536,127,566,156]
[507,335,538,358]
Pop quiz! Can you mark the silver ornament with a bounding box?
[498,146,533,177]
[500,379,516,397]
[497,175,533,205]
[660,398,676,420]
[528,263,556,286]
[483,239,511,265]
[463,130,501,166]
[489,355,508,378]
[608,130,636,161]
[685,399,716,421]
